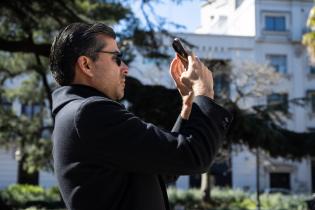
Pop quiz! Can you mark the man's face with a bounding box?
[91,35,128,100]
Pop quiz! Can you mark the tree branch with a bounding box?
[0,38,50,57]
[34,55,53,120]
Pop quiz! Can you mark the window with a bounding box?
[307,90,315,113]
[310,66,315,74]
[265,16,286,31]
[266,55,287,73]
[270,172,291,190]
[267,93,288,112]
[308,128,315,132]
[214,74,229,96]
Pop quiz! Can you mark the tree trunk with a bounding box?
[17,156,39,185]
[201,172,211,202]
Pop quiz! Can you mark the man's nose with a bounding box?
[121,61,128,75]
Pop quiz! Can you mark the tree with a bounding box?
[0,0,185,184]
[0,0,314,189]
[303,6,315,64]
[0,0,206,184]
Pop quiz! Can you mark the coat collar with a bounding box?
[51,84,108,116]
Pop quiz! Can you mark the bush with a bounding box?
[167,187,203,209]
[167,187,310,210]
[0,185,310,210]
[0,184,63,209]
[260,193,308,210]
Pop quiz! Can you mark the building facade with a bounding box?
[172,0,315,194]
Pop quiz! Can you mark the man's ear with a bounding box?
[76,56,94,77]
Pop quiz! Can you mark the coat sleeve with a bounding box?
[75,95,232,175]
[171,116,187,133]
[162,116,187,183]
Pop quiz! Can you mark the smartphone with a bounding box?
[172,38,189,68]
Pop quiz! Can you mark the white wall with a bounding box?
[0,149,17,189]
[172,0,314,193]
[231,146,312,193]
[196,0,256,36]
[0,149,57,189]
[40,171,57,188]
[232,146,257,192]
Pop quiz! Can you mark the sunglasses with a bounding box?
[96,50,124,66]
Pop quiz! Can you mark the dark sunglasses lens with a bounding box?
[115,57,122,66]
[115,53,123,66]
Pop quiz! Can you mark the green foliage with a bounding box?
[0,184,61,207]
[307,7,315,28]
[0,0,174,178]
[0,185,310,210]
[167,187,309,210]
[303,31,315,63]
[260,194,308,210]
[303,6,315,64]
[167,187,203,209]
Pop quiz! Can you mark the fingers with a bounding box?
[188,55,193,70]
[174,52,214,98]
[170,58,179,79]
[169,58,176,76]
[187,53,202,72]
[170,56,192,96]
[170,58,183,89]
[180,69,193,89]
[170,57,184,80]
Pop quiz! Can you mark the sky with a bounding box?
[128,0,205,86]
[131,0,204,33]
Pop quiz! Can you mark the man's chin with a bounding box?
[117,92,124,100]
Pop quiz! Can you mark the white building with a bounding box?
[121,0,315,194]
[169,0,315,194]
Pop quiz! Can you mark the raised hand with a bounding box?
[169,55,194,107]
[180,54,214,99]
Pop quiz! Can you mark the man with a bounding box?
[50,22,232,210]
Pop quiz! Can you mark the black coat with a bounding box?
[52,84,232,210]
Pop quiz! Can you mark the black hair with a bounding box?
[49,23,116,85]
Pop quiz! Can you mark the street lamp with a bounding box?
[256,147,261,210]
